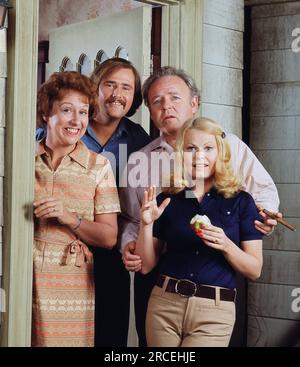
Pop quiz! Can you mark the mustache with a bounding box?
[106,96,127,108]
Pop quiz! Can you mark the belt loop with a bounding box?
[215,287,220,306]
[162,275,170,293]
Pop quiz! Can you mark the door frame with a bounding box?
[0,0,38,347]
[160,0,203,99]
[1,0,204,346]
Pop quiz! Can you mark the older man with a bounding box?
[119,66,280,346]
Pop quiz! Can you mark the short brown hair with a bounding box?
[90,58,142,117]
[37,71,98,127]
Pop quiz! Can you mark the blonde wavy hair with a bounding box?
[163,117,241,198]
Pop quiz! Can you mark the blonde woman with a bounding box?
[135,117,263,347]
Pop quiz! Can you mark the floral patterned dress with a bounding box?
[32,141,120,347]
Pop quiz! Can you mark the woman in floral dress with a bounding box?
[33,71,120,347]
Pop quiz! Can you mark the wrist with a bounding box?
[67,213,82,230]
[140,221,153,229]
[223,238,233,254]
[73,214,82,231]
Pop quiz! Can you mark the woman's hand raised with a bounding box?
[140,186,171,226]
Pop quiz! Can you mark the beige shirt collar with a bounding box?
[36,139,90,169]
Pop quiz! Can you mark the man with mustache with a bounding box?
[87,58,151,185]
[87,58,151,347]
[120,66,281,347]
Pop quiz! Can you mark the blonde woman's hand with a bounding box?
[34,197,77,227]
[140,186,171,226]
[200,224,231,252]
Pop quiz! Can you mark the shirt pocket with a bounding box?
[218,208,239,228]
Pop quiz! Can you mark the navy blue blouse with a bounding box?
[153,188,262,289]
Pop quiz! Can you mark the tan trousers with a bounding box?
[146,282,236,347]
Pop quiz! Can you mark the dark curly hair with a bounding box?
[90,58,142,117]
[37,71,98,127]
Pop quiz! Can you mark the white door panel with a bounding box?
[47,7,152,132]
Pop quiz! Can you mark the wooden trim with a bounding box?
[242,6,252,145]
[0,0,38,347]
[38,40,49,88]
[161,0,204,104]
[150,6,162,140]
[140,6,152,134]
[245,0,296,5]
[137,0,204,123]
[136,0,183,5]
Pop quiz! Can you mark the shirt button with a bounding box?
[196,251,199,255]
[227,211,231,215]
[190,273,194,277]
[207,193,210,197]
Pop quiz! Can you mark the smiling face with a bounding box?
[96,67,135,124]
[183,129,218,183]
[147,76,199,139]
[45,90,89,149]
